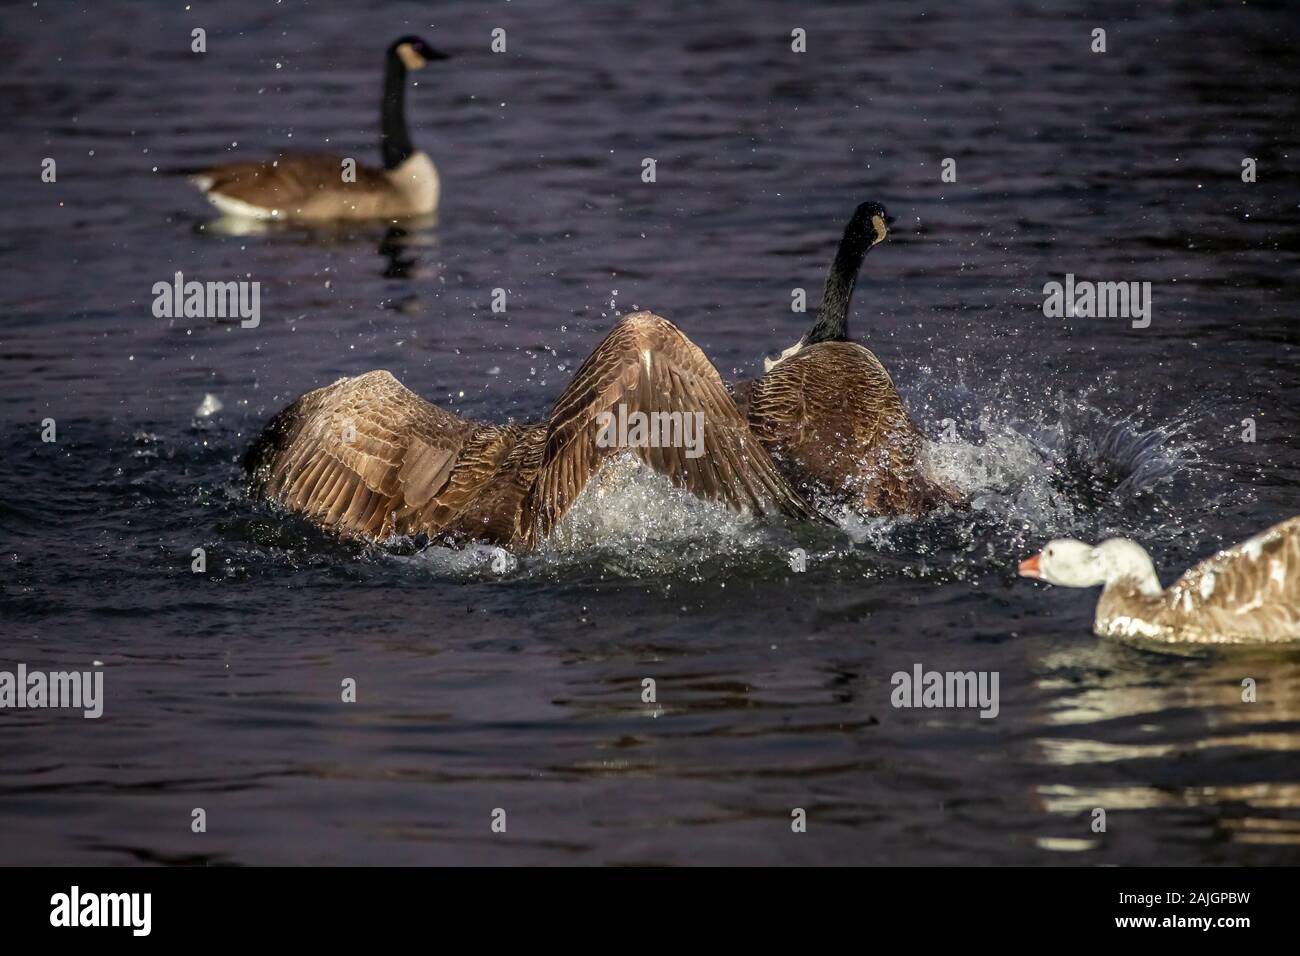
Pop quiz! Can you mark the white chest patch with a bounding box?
[385,151,440,213]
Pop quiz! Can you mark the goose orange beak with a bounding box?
[1018,554,1041,578]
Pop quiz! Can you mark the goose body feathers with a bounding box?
[192,152,439,222]
[1099,517,1300,644]
[736,341,957,515]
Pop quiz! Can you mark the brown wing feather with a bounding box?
[1162,515,1300,643]
[744,341,959,515]
[388,424,545,546]
[245,370,480,539]
[196,154,395,211]
[521,312,816,546]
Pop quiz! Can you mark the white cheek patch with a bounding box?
[396,43,426,69]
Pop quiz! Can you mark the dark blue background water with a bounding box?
[2,0,1299,864]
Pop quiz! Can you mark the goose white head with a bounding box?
[1019,538,1162,596]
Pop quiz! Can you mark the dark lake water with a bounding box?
[3,0,1299,865]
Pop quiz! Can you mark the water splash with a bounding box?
[537,453,786,576]
[222,363,1226,586]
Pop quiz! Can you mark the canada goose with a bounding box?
[245,312,815,550]
[731,202,961,516]
[190,36,448,221]
[1018,516,1300,644]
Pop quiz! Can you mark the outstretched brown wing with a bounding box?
[522,312,816,545]
[245,369,480,539]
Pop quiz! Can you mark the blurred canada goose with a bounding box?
[1018,516,1300,644]
[245,312,815,550]
[190,36,448,221]
[731,202,961,516]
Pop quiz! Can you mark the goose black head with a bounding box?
[795,200,892,348]
[390,35,450,70]
[847,201,892,250]
[766,199,897,366]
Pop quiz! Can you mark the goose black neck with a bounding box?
[380,53,415,170]
[805,223,874,344]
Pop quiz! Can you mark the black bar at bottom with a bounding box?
[0,866,1289,943]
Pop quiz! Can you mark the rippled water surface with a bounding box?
[3,0,1300,865]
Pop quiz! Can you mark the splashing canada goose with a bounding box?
[190,36,448,221]
[1018,516,1300,644]
[245,312,815,550]
[731,202,961,516]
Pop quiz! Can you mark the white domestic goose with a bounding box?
[1018,515,1300,644]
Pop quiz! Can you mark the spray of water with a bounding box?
[230,359,1231,584]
